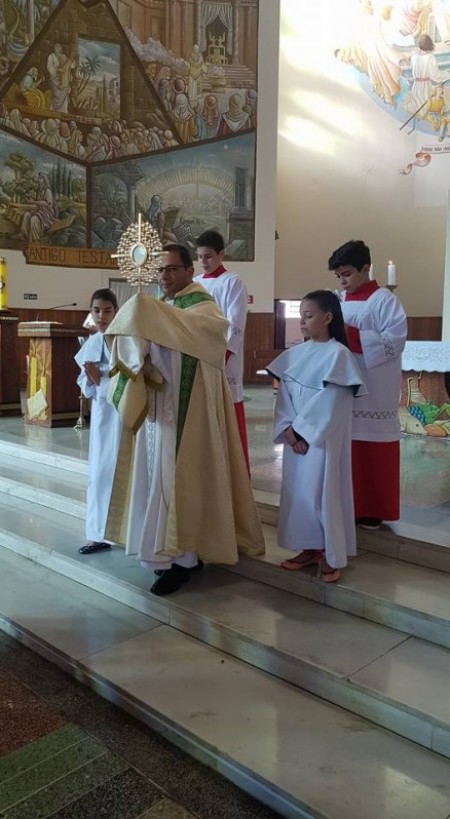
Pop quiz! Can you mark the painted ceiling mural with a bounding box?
[335,0,450,173]
[0,0,258,262]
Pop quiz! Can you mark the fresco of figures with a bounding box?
[0,130,86,248]
[91,132,255,259]
[334,0,450,137]
[0,0,258,258]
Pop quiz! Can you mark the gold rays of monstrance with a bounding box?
[111,212,164,290]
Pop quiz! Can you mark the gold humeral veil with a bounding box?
[104,286,265,564]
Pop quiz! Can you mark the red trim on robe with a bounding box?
[225,349,233,364]
[345,280,380,354]
[352,440,400,520]
[202,264,227,279]
[234,400,250,476]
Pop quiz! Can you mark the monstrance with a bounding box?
[111,212,163,290]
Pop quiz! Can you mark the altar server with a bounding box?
[268,290,366,583]
[194,230,250,472]
[328,240,407,529]
[75,288,121,554]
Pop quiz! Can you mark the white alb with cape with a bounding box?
[75,332,121,543]
[269,340,366,569]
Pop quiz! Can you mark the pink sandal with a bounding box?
[320,560,340,583]
[281,550,323,571]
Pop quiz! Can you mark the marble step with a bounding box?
[2,548,450,819]
[254,489,450,574]
[0,454,86,517]
[0,494,449,760]
[0,473,449,654]
[2,434,449,578]
[0,436,88,475]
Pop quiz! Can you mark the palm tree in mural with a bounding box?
[72,55,101,110]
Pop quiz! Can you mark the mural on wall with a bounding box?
[334,0,450,172]
[0,130,86,248]
[91,132,256,259]
[0,0,258,264]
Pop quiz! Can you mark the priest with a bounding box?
[328,239,407,529]
[105,243,264,595]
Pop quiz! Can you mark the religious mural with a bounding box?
[334,0,450,173]
[0,0,258,262]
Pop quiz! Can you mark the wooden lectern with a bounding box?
[18,322,88,427]
[0,311,21,416]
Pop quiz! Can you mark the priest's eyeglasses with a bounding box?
[157,265,187,274]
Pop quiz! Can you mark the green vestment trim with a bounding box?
[173,289,215,452]
[112,371,128,410]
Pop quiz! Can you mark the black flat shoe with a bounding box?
[150,565,191,596]
[154,559,204,577]
[79,542,111,555]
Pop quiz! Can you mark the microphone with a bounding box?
[47,302,78,310]
[35,302,78,321]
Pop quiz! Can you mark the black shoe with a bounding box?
[150,565,191,596]
[356,517,382,530]
[79,542,111,554]
[154,559,204,578]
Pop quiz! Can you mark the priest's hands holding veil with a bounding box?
[283,426,309,455]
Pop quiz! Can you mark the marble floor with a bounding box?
[3,386,448,546]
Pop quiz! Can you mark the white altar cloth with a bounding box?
[402,342,450,373]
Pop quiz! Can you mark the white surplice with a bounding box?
[269,340,366,569]
[75,332,122,543]
[340,288,407,442]
[194,271,247,402]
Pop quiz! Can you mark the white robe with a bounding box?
[125,341,197,570]
[75,333,122,543]
[194,271,247,402]
[340,288,407,442]
[408,51,450,114]
[269,340,366,569]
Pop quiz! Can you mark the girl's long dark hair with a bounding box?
[303,289,349,347]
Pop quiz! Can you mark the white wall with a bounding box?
[6,0,279,315]
[276,0,448,317]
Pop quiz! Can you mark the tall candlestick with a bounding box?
[387,260,396,286]
[0,257,7,310]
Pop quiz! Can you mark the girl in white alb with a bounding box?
[268,290,366,583]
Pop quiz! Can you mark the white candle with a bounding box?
[369,263,374,280]
[387,260,396,286]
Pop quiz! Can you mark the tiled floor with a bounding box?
[0,631,278,819]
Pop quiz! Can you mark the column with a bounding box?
[195,0,203,50]
[181,0,190,57]
[128,183,136,223]
[27,0,35,42]
[232,0,240,65]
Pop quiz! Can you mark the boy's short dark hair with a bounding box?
[328,240,371,272]
[162,243,193,268]
[195,230,225,253]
